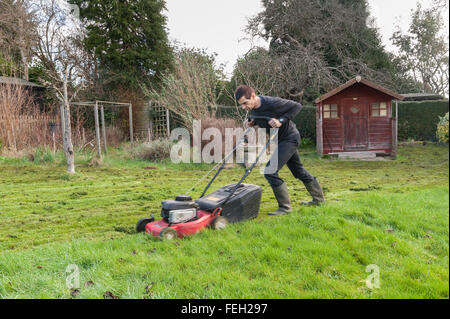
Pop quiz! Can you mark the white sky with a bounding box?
[164,0,449,78]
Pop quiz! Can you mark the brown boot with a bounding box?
[301,178,325,206]
[268,183,292,215]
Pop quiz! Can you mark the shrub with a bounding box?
[133,139,174,162]
[292,105,316,144]
[32,147,57,164]
[300,137,315,148]
[436,112,449,144]
[397,100,449,141]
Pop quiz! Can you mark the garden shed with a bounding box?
[314,76,404,158]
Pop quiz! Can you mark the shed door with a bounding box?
[343,100,368,150]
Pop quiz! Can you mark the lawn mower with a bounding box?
[136,116,277,240]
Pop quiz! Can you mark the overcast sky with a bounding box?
[164,0,449,78]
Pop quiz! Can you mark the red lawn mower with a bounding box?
[136,116,277,240]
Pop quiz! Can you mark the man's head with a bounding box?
[235,85,259,111]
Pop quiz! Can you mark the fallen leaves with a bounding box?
[70,289,80,297]
[103,291,119,299]
[144,283,155,298]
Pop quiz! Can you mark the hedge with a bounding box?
[292,105,316,143]
[396,100,449,141]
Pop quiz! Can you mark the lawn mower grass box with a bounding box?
[196,183,262,222]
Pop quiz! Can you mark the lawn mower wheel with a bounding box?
[210,216,229,230]
[159,227,178,240]
[136,215,155,233]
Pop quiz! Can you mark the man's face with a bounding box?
[238,93,257,111]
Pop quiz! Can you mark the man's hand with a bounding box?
[246,119,255,128]
[268,118,282,128]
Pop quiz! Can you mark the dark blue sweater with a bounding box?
[250,96,302,143]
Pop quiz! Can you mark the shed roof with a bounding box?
[0,76,44,88]
[314,76,404,103]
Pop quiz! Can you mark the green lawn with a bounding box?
[0,144,448,298]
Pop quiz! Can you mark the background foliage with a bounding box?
[436,111,449,144]
[397,100,449,141]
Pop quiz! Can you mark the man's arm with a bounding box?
[266,96,302,123]
[277,98,302,123]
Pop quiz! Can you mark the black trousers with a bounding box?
[264,139,315,188]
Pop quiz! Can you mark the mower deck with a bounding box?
[145,210,219,239]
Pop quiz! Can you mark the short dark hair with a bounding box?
[235,85,255,101]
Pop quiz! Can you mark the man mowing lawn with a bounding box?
[235,85,325,215]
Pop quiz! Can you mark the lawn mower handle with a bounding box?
[248,115,274,122]
[200,116,277,198]
[219,128,279,208]
[200,126,252,198]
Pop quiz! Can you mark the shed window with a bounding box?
[371,102,387,117]
[323,104,338,119]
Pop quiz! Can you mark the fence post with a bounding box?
[392,100,398,159]
[94,101,102,158]
[129,104,134,146]
[148,101,153,143]
[100,104,107,154]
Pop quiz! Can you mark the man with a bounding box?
[235,85,325,215]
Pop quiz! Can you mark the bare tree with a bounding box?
[0,0,38,80]
[391,3,449,96]
[236,0,398,101]
[144,47,223,132]
[431,0,448,10]
[34,0,93,173]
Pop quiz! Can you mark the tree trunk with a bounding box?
[62,77,75,174]
[20,50,29,81]
[18,12,29,81]
[63,101,75,174]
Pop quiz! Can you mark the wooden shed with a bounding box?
[314,76,404,158]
